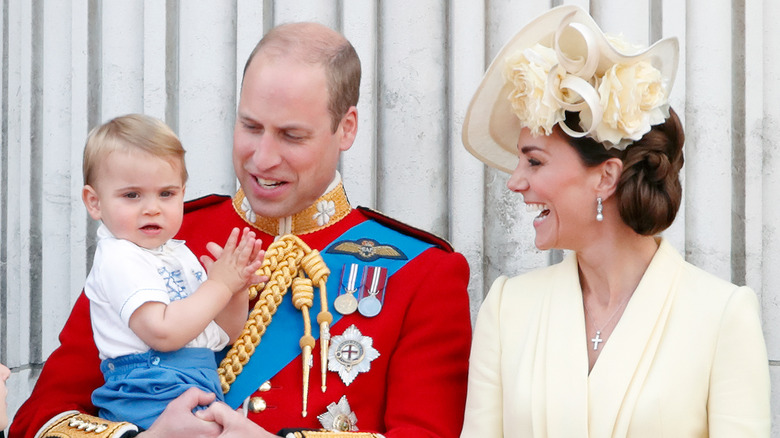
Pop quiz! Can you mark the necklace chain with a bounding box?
[583,292,633,351]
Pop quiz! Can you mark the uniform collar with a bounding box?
[232,173,352,237]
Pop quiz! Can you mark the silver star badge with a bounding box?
[317,395,358,432]
[327,324,379,386]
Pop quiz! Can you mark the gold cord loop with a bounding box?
[217,234,332,417]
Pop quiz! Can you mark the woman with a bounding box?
[460,5,770,437]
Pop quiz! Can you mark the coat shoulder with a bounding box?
[184,194,232,214]
[356,206,454,252]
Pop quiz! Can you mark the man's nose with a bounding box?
[252,133,283,169]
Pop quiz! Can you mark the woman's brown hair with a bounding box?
[560,108,685,235]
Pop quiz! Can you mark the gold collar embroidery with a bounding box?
[232,182,352,236]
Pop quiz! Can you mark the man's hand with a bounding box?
[139,388,222,438]
[196,401,278,437]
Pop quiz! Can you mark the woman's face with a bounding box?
[0,363,9,430]
[507,128,603,251]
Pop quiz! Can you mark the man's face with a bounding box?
[233,55,356,219]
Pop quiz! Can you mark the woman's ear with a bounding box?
[82,185,102,220]
[596,157,623,199]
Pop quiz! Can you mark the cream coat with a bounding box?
[461,239,770,437]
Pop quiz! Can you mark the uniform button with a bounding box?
[258,380,272,392]
[247,396,267,413]
[151,356,160,365]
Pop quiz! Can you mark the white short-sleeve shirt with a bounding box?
[85,224,229,360]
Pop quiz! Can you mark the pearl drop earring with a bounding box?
[596,196,603,222]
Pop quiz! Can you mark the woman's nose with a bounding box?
[507,163,528,192]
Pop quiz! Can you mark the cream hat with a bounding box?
[462,5,679,173]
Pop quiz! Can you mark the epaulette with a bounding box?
[184,194,232,214]
[356,206,454,252]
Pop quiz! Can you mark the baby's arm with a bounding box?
[214,291,249,343]
[129,227,264,352]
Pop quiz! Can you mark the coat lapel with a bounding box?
[587,239,683,437]
[535,254,589,437]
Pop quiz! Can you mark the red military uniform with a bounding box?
[11,182,472,438]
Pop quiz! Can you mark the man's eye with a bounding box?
[242,122,261,131]
[284,132,304,141]
[124,192,139,199]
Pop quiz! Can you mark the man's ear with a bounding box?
[82,185,102,221]
[596,157,623,199]
[337,106,358,152]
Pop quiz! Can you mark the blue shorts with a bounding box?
[92,348,224,430]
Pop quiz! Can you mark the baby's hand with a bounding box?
[200,227,265,294]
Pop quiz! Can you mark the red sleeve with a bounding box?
[384,249,472,438]
[9,293,102,438]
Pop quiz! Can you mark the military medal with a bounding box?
[334,263,360,315]
[358,266,387,317]
[358,295,381,317]
[327,324,379,385]
[317,396,358,432]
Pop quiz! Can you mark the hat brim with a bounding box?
[462,5,679,174]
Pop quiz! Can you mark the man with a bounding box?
[10,22,471,438]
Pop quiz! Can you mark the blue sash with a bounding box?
[224,219,434,408]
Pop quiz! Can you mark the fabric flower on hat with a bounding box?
[595,60,668,148]
[503,28,670,150]
[504,44,569,137]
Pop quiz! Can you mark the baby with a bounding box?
[81,114,262,429]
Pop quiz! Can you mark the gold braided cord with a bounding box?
[293,276,315,416]
[217,234,332,416]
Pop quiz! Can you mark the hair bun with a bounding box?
[638,148,672,183]
[616,108,684,235]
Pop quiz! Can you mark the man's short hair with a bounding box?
[243,22,361,132]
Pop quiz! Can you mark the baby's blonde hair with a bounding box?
[83,114,187,187]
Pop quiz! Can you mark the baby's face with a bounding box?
[85,150,185,249]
